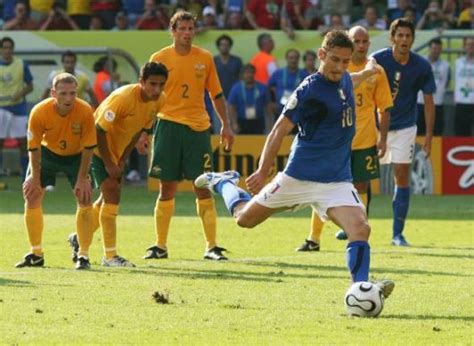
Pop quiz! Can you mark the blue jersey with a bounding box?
[372,48,436,131]
[228,81,270,121]
[283,72,355,183]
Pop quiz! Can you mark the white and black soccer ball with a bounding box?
[345,281,384,317]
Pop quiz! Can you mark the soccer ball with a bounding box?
[344,281,384,317]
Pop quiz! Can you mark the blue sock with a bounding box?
[346,241,370,282]
[215,181,251,215]
[20,154,29,182]
[392,186,410,238]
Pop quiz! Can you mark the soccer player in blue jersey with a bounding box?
[195,30,395,297]
[372,18,436,247]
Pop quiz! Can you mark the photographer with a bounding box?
[135,0,169,30]
[416,0,449,30]
[39,1,79,31]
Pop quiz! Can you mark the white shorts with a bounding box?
[0,109,27,139]
[253,172,364,221]
[379,125,417,164]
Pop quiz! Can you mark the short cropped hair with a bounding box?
[216,34,233,48]
[52,73,78,89]
[428,37,442,47]
[242,63,256,73]
[140,62,169,81]
[303,50,317,62]
[257,33,272,49]
[321,30,353,51]
[169,10,196,31]
[61,50,77,62]
[285,48,300,58]
[390,18,415,38]
[0,37,15,49]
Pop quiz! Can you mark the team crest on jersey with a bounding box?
[104,110,115,122]
[1,72,12,83]
[286,93,298,110]
[71,122,81,135]
[194,63,206,79]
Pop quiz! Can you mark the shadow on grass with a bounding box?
[382,314,474,322]
[0,278,33,287]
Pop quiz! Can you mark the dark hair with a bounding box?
[303,50,316,62]
[61,50,77,62]
[0,37,15,49]
[216,34,233,48]
[285,48,300,58]
[169,10,196,30]
[390,17,415,38]
[93,56,117,73]
[321,30,353,51]
[140,62,169,81]
[242,63,256,73]
[257,33,272,49]
[428,37,442,47]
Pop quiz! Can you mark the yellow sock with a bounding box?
[309,211,324,243]
[196,198,217,249]
[24,206,43,256]
[360,193,368,208]
[76,206,94,257]
[91,202,101,233]
[100,203,119,259]
[154,199,175,249]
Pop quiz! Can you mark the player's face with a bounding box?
[140,74,167,101]
[173,20,195,47]
[350,31,370,60]
[243,68,255,84]
[391,27,414,55]
[0,41,14,61]
[304,54,316,71]
[429,43,442,60]
[52,82,77,113]
[286,51,300,70]
[62,56,76,73]
[319,46,352,82]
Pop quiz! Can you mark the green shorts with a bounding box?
[34,146,81,188]
[351,146,380,183]
[90,155,110,188]
[149,119,213,181]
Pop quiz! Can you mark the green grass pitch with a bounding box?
[0,177,473,344]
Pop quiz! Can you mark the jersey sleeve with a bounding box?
[420,61,437,95]
[206,55,224,99]
[375,67,394,112]
[27,108,43,151]
[82,109,97,149]
[95,93,126,132]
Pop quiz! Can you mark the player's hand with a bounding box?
[105,163,122,179]
[136,132,149,155]
[365,57,381,76]
[23,176,43,202]
[220,125,235,152]
[245,169,267,195]
[376,139,387,158]
[423,135,432,158]
[74,178,92,206]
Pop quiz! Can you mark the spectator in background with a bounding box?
[42,51,98,108]
[245,0,281,30]
[250,33,278,85]
[90,0,119,29]
[319,13,346,34]
[403,7,418,23]
[3,2,38,30]
[2,0,17,22]
[228,64,272,134]
[354,5,387,30]
[458,5,474,28]
[29,0,54,23]
[302,49,317,74]
[302,0,324,29]
[89,14,105,29]
[454,37,474,136]
[320,0,351,26]
[39,2,80,31]
[93,56,119,104]
[416,38,450,136]
[122,0,145,27]
[224,10,244,29]
[416,0,450,29]
[388,0,419,24]
[198,6,220,30]
[136,0,169,30]
[280,0,309,39]
[0,37,34,180]
[112,11,131,30]
[67,0,92,30]
[269,49,308,120]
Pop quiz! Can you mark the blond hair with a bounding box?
[52,72,78,89]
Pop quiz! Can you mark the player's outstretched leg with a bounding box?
[194,171,251,216]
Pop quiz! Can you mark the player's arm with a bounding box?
[377,109,390,158]
[422,93,435,157]
[228,103,240,134]
[350,57,380,89]
[23,113,43,201]
[246,115,294,194]
[75,148,93,205]
[212,94,234,151]
[118,130,143,170]
[96,126,122,179]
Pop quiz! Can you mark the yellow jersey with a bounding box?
[28,98,96,156]
[95,84,166,164]
[349,60,393,150]
[149,45,223,131]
